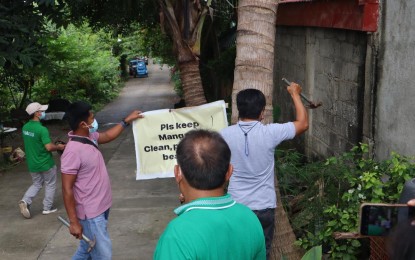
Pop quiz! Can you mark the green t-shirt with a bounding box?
[22,120,55,172]
[154,194,266,260]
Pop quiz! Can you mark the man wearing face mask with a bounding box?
[60,101,143,259]
[19,102,66,219]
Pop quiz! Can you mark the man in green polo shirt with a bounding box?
[154,130,266,260]
[18,102,65,219]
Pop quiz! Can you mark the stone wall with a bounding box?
[374,1,415,160]
[274,26,367,159]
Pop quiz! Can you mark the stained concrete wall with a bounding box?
[375,1,415,160]
[274,26,367,158]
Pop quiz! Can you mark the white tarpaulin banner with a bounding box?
[132,100,228,180]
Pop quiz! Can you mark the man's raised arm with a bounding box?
[287,82,309,135]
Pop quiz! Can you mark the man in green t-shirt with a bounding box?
[19,102,65,219]
[154,130,266,260]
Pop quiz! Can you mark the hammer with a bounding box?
[58,216,96,252]
[282,78,322,109]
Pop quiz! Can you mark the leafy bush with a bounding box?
[276,144,415,259]
[32,23,122,109]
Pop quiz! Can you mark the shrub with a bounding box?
[276,144,415,259]
[32,23,122,109]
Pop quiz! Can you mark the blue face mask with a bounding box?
[39,111,46,120]
[88,119,99,133]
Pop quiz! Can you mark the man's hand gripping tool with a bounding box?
[58,216,96,253]
[282,78,322,109]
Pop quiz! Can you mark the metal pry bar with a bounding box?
[282,78,322,109]
[58,216,96,252]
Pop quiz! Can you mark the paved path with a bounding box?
[0,62,181,260]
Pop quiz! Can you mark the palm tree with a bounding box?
[158,0,210,106]
[232,0,303,259]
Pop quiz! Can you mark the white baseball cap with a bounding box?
[26,102,49,115]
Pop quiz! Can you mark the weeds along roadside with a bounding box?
[276,144,415,258]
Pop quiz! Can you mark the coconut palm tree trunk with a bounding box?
[232,0,303,259]
[232,0,276,124]
[273,178,304,259]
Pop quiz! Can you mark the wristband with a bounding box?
[120,119,130,128]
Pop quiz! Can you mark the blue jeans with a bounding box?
[72,209,111,260]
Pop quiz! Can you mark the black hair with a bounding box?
[236,88,266,120]
[66,101,92,131]
[176,129,231,190]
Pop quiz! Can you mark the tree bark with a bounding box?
[159,0,207,106]
[179,59,206,106]
[232,0,303,259]
[232,0,276,124]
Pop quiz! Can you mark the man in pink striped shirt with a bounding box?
[61,101,143,259]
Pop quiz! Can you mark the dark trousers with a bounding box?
[253,208,275,260]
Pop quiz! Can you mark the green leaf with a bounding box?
[339,245,347,251]
[327,220,337,227]
[301,245,322,260]
[351,240,360,247]
[294,240,302,246]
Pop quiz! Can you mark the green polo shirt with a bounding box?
[154,194,266,260]
[22,120,55,172]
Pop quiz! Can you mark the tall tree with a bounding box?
[232,0,303,259]
[0,0,67,113]
[0,0,67,68]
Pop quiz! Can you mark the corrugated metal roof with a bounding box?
[279,0,315,3]
[280,0,378,3]
[277,0,379,32]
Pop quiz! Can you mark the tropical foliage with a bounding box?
[63,0,237,106]
[33,24,121,109]
[1,21,123,123]
[0,0,67,68]
[0,0,68,121]
[0,0,235,113]
[276,144,415,258]
[119,24,175,66]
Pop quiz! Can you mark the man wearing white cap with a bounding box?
[19,102,65,219]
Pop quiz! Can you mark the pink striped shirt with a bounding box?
[61,132,112,219]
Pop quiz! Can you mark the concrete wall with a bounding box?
[274,26,367,158]
[375,1,415,160]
